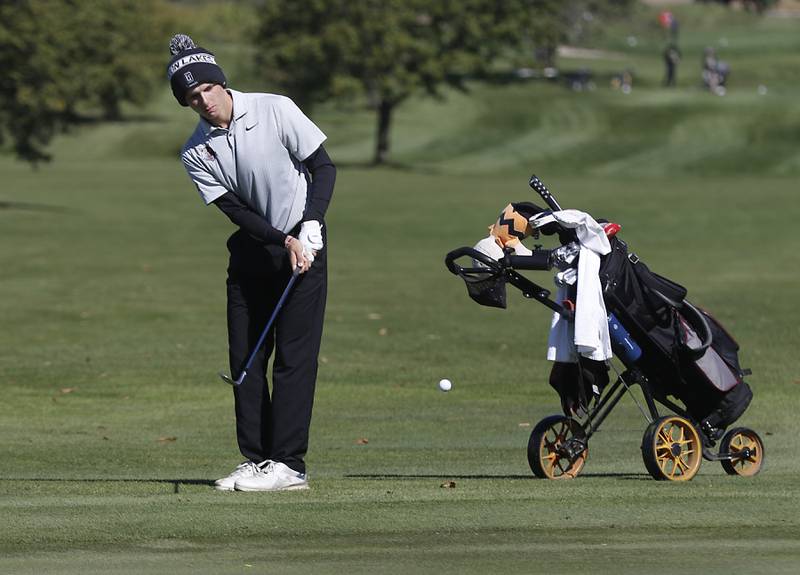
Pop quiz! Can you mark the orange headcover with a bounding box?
[489,204,534,248]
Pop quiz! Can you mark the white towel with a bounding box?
[546,210,613,362]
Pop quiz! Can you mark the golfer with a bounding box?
[167,34,335,491]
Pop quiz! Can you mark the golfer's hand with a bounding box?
[299,220,322,264]
[285,235,310,273]
[299,221,324,251]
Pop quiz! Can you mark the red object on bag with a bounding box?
[603,222,621,238]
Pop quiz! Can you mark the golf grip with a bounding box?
[528,175,562,211]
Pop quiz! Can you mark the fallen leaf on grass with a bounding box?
[157,436,177,443]
[355,438,369,445]
[518,422,531,427]
[59,387,77,395]
[378,327,388,336]
[367,313,382,320]
[440,481,456,489]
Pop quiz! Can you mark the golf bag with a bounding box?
[598,235,752,435]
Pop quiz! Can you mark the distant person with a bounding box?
[611,69,633,94]
[702,46,729,95]
[658,11,680,42]
[166,34,335,492]
[663,43,681,87]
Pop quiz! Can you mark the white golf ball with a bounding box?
[438,378,452,392]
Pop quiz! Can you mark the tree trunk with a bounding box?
[374,99,394,165]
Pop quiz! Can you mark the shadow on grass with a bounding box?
[346,472,651,480]
[334,159,442,175]
[0,200,73,213]
[0,477,215,493]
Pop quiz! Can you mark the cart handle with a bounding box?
[445,247,553,275]
[444,246,572,319]
[444,246,502,275]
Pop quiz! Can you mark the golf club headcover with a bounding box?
[603,222,621,238]
[489,202,545,248]
[473,235,504,263]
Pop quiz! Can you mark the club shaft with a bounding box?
[236,269,300,384]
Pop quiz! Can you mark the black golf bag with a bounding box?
[598,235,752,436]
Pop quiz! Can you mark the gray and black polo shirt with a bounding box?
[181,90,326,233]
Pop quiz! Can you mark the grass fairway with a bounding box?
[2,164,798,574]
[2,5,800,574]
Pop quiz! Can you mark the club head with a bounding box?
[218,371,242,386]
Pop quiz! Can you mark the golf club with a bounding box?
[528,174,562,211]
[219,266,301,387]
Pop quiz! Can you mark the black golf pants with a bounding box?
[225,230,327,474]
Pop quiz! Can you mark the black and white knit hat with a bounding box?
[166,34,227,106]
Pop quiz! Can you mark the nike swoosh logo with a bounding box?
[245,123,257,131]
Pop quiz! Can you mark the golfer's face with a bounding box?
[186,83,229,126]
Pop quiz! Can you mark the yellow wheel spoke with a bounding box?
[646,417,703,480]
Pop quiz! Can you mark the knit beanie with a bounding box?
[166,34,227,106]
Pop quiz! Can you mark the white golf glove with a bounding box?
[299,220,324,262]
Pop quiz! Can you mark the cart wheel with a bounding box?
[641,416,702,481]
[720,427,765,477]
[527,415,588,480]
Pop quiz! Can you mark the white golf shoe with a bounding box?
[214,461,265,492]
[234,461,309,492]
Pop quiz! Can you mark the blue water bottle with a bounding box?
[607,313,642,364]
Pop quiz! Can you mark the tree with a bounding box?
[70,0,172,120]
[0,0,169,163]
[254,1,541,164]
[255,0,633,165]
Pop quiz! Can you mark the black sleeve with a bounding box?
[213,192,287,246]
[301,144,336,223]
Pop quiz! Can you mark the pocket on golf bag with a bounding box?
[700,381,753,430]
